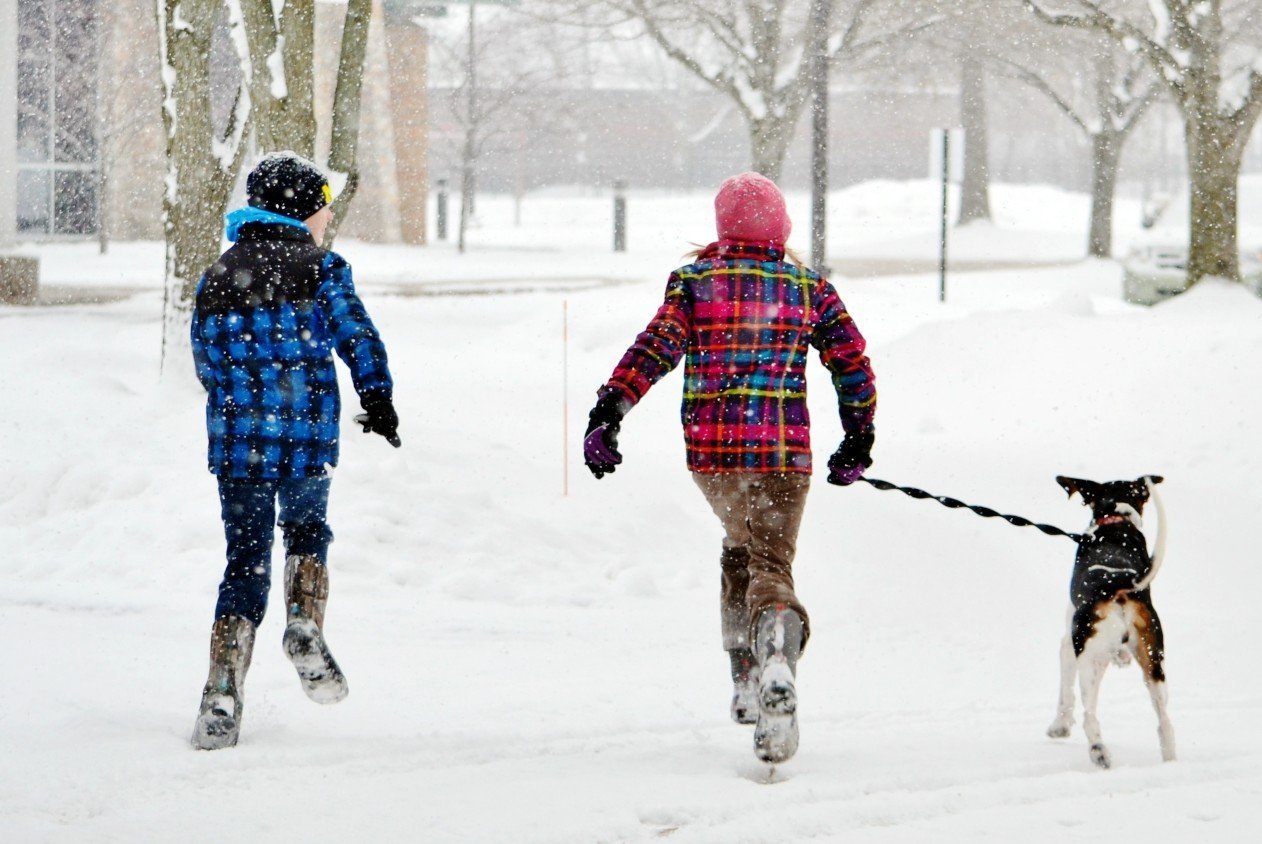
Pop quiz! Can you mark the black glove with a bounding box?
[357,396,401,448]
[827,428,874,486]
[584,393,626,479]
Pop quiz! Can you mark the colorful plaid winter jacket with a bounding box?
[602,241,875,474]
[191,212,393,479]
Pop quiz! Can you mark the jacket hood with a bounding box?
[224,206,311,242]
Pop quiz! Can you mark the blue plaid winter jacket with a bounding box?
[191,210,393,479]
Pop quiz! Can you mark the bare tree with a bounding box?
[325,0,374,241]
[239,0,374,244]
[874,0,1000,223]
[987,26,1162,256]
[156,1,250,368]
[957,55,991,223]
[430,6,581,251]
[1027,0,1262,284]
[240,0,318,155]
[551,1,935,181]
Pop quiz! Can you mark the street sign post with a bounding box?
[930,129,964,302]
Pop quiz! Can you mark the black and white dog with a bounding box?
[1046,475,1175,769]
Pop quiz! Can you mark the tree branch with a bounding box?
[988,53,1091,134]
[627,0,749,120]
[1025,0,1184,94]
[218,79,252,176]
[1233,69,1262,130]
[1120,78,1164,134]
[843,16,941,63]
[835,0,881,55]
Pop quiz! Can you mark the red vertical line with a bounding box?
[563,298,570,497]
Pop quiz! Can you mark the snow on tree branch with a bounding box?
[1026,1,1185,85]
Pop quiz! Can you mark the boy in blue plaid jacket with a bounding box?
[190,153,399,750]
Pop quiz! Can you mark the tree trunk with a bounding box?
[157,0,243,372]
[957,57,991,224]
[749,117,792,182]
[1087,131,1121,258]
[241,0,317,157]
[808,0,832,270]
[323,0,373,245]
[458,148,474,253]
[1184,114,1244,283]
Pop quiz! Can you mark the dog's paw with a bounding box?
[1046,720,1072,739]
[1089,743,1112,769]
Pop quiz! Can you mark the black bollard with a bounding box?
[613,179,627,252]
[436,178,449,241]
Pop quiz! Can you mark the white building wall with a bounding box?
[0,0,17,248]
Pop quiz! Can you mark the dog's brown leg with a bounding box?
[1132,595,1176,762]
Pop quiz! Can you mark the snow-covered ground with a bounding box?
[3,183,1261,841]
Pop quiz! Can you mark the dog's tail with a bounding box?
[1133,480,1167,592]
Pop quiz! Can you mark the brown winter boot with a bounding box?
[282,554,348,704]
[191,615,256,750]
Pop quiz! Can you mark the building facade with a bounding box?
[13,0,101,237]
[0,0,429,248]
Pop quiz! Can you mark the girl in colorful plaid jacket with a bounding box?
[584,172,876,764]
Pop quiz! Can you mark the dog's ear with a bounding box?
[1142,475,1164,486]
[1056,476,1089,499]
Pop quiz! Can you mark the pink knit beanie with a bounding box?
[714,172,792,244]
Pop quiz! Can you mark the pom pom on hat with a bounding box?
[714,172,792,244]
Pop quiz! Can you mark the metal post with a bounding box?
[0,0,18,249]
[808,0,832,272]
[939,129,950,303]
[436,178,448,240]
[613,179,627,252]
[562,299,569,496]
[457,2,477,253]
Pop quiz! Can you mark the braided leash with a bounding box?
[859,477,1084,544]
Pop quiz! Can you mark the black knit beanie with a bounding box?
[246,153,332,221]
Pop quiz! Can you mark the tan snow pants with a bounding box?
[692,472,811,653]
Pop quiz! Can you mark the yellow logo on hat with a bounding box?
[322,183,333,205]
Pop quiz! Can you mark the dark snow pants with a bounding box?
[214,476,333,627]
[692,472,811,652]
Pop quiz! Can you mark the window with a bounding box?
[16,0,99,237]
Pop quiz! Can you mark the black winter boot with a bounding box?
[192,615,256,750]
[752,606,804,763]
[283,554,349,704]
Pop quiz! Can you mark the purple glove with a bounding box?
[829,462,866,485]
[584,393,627,479]
[583,425,622,479]
[827,429,874,486]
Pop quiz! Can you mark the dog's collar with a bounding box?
[1095,514,1129,527]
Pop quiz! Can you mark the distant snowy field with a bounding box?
[3,182,1261,841]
